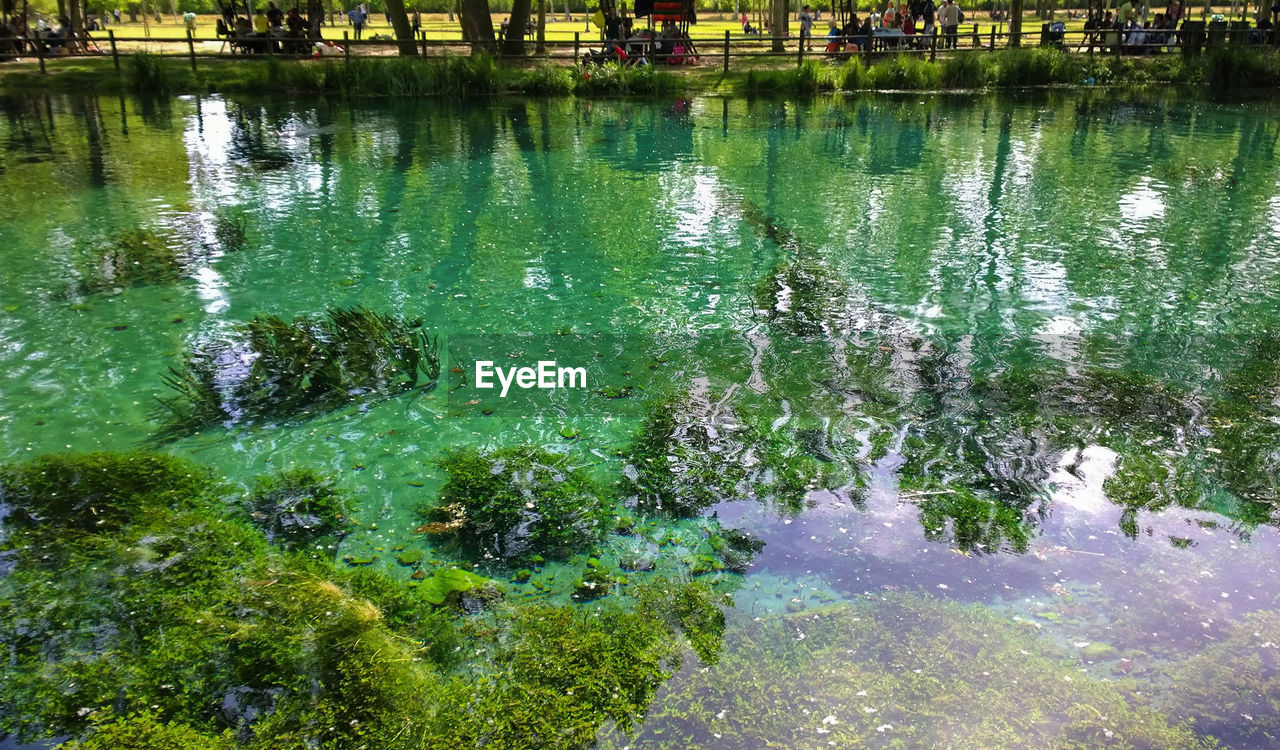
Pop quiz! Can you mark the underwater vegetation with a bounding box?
[422,445,613,564]
[241,469,353,554]
[154,306,439,440]
[212,212,249,253]
[76,227,187,295]
[0,450,729,750]
[620,393,833,518]
[599,593,1215,749]
[0,451,215,532]
[1164,609,1280,747]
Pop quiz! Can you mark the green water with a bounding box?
[3,90,1280,748]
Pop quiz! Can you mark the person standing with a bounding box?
[411,8,421,35]
[799,4,814,50]
[941,0,959,48]
[348,5,365,38]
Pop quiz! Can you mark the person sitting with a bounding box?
[826,19,841,52]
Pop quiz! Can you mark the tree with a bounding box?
[1010,0,1023,44]
[458,0,496,54]
[502,0,532,54]
[384,0,419,55]
[770,0,787,50]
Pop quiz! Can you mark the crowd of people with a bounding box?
[581,15,698,66]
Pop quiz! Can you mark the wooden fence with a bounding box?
[1,20,1276,75]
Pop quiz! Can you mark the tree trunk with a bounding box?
[535,0,545,53]
[502,0,531,54]
[384,0,418,53]
[1009,0,1022,44]
[458,0,496,54]
[770,0,787,50]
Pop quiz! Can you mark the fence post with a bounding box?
[797,33,804,66]
[36,36,45,73]
[990,26,995,51]
[723,29,730,72]
[420,30,427,56]
[574,31,579,62]
[930,26,937,60]
[187,30,197,71]
[109,30,120,70]
[344,31,350,62]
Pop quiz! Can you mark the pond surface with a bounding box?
[2,90,1280,748]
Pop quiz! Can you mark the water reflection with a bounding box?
[2,90,1280,748]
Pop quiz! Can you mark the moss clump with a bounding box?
[599,593,1212,749]
[433,603,681,747]
[155,306,439,439]
[243,469,351,552]
[427,446,612,563]
[634,580,729,666]
[0,451,214,532]
[60,711,235,749]
[621,395,826,518]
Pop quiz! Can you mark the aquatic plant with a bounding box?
[864,53,944,91]
[212,212,248,252]
[598,593,1214,749]
[426,445,612,562]
[77,227,185,294]
[633,579,730,665]
[620,394,826,517]
[753,258,849,337]
[154,306,439,439]
[745,60,839,95]
[940,51,992,88]
[60,712,235,750]
[242,469,352,552]
[1164,608,1280,747]
[0,451,214,532]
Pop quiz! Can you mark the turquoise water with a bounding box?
[3,90,1280,747]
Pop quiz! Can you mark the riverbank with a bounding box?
[1,46,1278,98]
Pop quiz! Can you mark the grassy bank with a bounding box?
[1,47,1279,98]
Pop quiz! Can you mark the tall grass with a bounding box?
[1205,48,1280,93]
[862,53,942,90]
[125,52,172,95]
[572,62,679,95]
[992,47,1084,86]
[746,60,838,94]
[939,52,991,88]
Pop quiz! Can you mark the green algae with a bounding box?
[0,450,722,750]
[415,567,502,609]
[0,451,215,532]
[599,593,1214,749]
